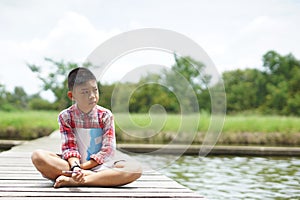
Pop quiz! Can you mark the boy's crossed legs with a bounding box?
[31,150,142,188]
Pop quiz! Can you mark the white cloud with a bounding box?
[38,11,121,61]
[0,11,121,98]
[0,0,300,99]
[207,12,300,72]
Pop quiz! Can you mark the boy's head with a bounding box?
[67,67,99,113]
[68,67,97,91]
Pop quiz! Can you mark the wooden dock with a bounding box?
[0,131,205,199]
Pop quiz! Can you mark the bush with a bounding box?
[28,98,55,110]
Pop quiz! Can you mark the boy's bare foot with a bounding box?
[54,175,78,188]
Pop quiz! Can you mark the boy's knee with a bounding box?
[31,149,46,164]
[126,163,142,181]
[134,165,142,179]
[131,169,142,181]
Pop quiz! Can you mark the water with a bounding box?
[133,155,300,200]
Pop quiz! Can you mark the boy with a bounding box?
[31,67,142,188]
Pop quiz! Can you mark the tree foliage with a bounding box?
[223,69,266,112]
[224,50,300,115]
[27,58,91,110]
[1,50,300,116]
[162,54,211,113]
[108,54,211,114]
[262,51,300,115]
[0,84,52,111]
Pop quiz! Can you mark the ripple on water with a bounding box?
[133,155,300,200]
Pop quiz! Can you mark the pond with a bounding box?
[133,155,300,200]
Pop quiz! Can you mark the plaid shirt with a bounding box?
[58,104,116,165]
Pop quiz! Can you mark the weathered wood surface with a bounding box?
[0,131,205,199]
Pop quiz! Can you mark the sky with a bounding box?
[0,0,299,100]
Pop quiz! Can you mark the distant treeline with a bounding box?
[1,50,299,116]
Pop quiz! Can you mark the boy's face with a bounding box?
[68,79,99,113]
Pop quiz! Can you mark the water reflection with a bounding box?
[133,155,300,200]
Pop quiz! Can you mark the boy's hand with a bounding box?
[72,167,85,183]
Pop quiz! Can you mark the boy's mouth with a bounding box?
[89,101,96,105]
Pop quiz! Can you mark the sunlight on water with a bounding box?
[133,155,300,200]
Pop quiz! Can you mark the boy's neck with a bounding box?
[76,104,95,114]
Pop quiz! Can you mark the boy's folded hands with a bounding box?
[72,168,85,183]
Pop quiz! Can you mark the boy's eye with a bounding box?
[81,90,89,94]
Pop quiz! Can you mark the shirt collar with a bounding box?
[74,104,97,118]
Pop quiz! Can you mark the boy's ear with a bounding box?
[67,91,73,100]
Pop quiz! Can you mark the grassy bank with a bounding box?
[0,111,299,146]
[0,111,58,140]
[115,113,300,146]
[219,115,300,146]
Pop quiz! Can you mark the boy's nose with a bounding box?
[89,91,96,99]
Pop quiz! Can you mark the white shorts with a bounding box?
[91,159,126,172]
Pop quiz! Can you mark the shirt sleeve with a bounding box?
[58,111,81,161]
[90,111,116,164]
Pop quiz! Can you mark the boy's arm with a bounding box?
[58,113,81,161]
[80,159,98,169]
[68,157,81,168]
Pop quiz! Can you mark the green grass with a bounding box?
[114,113,300,145]
[223,115,300,133]
[1,111,300,145]
[115,113,206,132]
[115,113,300,133]
[0,110,59,140]
[113,113,300,146]
[219,115,300,146]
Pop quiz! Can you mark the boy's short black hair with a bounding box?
[68,67,97,91]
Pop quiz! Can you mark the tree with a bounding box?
[162,54,211,113]
[28,94,55,110]
[0,85,30,111]
[120,54,212,113]
[223,50,300,115]
[111,82,137,113]
[262,50,300,115]
[10,87,28,109]
[28,58,91,110]
[98,83,115,110]
[223,69,266,113]
[129,83,179,113]
[0,84,13,111]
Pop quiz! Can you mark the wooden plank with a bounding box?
[0,191,201,198]
[0,174,173,181]
[0,167,37,171]
[0,198,204,200]
[0,187,191,192]
[0,181,187,189]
